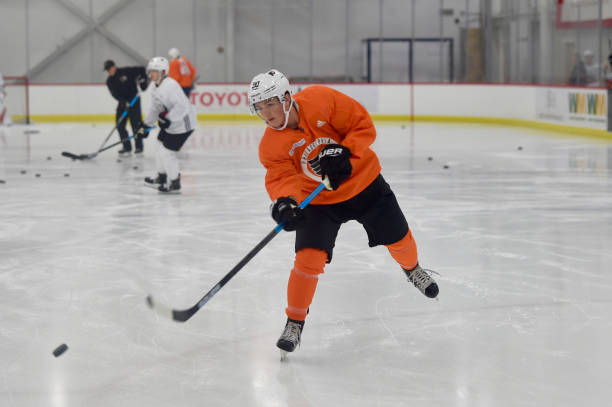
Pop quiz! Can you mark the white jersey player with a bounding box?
[138,56,196,193]
[0,73,12,126]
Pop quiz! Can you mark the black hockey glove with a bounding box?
[136,125,150,139]
[318,144,352,190]
[137,75,149,91]
[271,197,305,231]
[158,111,171,129]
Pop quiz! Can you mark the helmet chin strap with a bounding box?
[269,96,294,131]
[155,72,167,86]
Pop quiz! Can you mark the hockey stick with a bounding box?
[61,94,140,160]
[146,181,328,322]
[62,126,155,160]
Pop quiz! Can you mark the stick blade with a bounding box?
[61,151,83,160]
[145,295,196,322]
[171,308,197,322]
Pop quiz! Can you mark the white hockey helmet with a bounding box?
[147,56,169,85]
[248,69,294,130]
[168,47,180,60]
[248,69,292,115]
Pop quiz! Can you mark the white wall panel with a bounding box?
[26,0,85,75]
[312,0,347,79]
[234,0,273,82]
[0,0,28,76]
[24,83,606,133]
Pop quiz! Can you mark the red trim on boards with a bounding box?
[556,0,612,29]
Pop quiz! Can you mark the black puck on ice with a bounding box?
[53,343,68,357]
[35,173,41,177]
[0,179,5,184]
[443,165,449,169]
[64,173,70,177]
[517,146,523,151]
[116,159,122,163]
[20,170,26,174]
[428,156,433,161]
[46,156,52,160]
[133,166,138,170]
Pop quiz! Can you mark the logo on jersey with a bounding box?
[251,81,260,90]
[300,137,336,181]
[316,120,326,127]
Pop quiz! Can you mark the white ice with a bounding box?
[0,122,611,407]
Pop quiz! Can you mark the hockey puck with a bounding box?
[517,146,523,151]
[52,343,68,357]
[35,173,41,177]
[64,173,70,177]
[0,179,5,184]
[146,295,154,308]
[116,159,122,163]
[46,156,52,160]
[443,165,449,169]
[428,156,433,161]
[133,166,138,170]
[20,170,26,174]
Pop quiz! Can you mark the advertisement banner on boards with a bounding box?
[535,87,607,129]
[189,84,379,115]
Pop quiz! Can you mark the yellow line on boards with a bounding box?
[24,114,612,140]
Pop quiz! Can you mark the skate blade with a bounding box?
[158,189,181,195]
[143,182,159,189]
[280,349,289,361]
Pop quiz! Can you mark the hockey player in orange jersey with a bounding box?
[168,48,197,97]
[248,69,439,358]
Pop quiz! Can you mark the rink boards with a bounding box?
[13,82,611,139]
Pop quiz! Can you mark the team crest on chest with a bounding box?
[300,137,335,181]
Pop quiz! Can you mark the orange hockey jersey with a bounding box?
[259,85,381,205]
[168,57,197,88]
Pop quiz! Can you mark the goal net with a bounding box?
[2,76,30,124]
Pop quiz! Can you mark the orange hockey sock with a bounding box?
[386,229,418,270]
[286,248,327,321]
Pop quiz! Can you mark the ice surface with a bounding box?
[0,122,611,406]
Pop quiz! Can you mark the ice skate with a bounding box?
[158,175,181,193]
[134,147,144,155]
[404,264,439,298]
[277,318,304,361]
[144,172,166,187]
[117,147,132,156]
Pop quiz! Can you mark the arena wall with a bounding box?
[20,83,610,139]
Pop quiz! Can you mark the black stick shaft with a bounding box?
[170,183,326,322]
[96,94,140,151]
[97,135,134,154]
[173,228,280,321]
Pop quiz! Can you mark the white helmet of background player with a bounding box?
[168,48,180,60]
[248,69,293,130]
[146,56,169,86]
